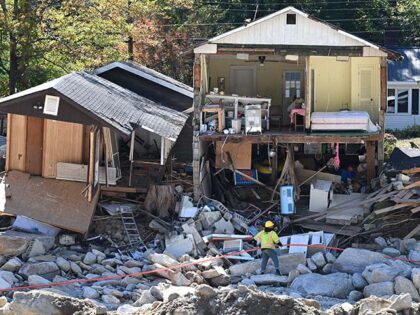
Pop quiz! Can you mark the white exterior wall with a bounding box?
[385,82,420,130]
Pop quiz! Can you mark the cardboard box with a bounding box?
[215,141,251,169]
[309,179,333,212]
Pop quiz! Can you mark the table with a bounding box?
[289,108,306,131]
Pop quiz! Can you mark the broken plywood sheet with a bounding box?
[296,167,341,184]
[0,171,98,233]
[326,193,366,225]
[215,141,252,169]
[56,162,117,185]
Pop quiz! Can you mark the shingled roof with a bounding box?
[0,72,188,141]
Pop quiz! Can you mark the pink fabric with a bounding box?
[289,108,306,123]
[334,143,340,169]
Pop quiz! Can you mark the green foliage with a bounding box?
[386,126,420,140]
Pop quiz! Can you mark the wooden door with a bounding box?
[230,66,256,97]
[25,117,44,175]
[7,114,27,171]
[358,66,374,109]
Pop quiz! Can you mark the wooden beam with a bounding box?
[87,126,96,202]
[305,56,311,129]
[366,141,375,183]
[5,114,11,172]
[404,224,420,239]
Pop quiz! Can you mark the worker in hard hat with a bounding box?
[254,221,282,275]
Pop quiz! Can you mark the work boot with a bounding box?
[275,270,281,276]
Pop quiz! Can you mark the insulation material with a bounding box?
[215,141,252,169]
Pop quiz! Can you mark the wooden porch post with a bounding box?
[193,54,203,201]
[366,141,376,184]
[304,56,311,130]
[377,57,387,171]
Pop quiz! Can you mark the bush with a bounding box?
[386,125,420,139]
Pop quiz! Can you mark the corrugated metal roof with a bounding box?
[0,72,188,140]
[388,48,420,82]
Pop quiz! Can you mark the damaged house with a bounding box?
[192,6,400,210]
[0,67,190,234]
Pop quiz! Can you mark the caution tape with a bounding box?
[0,243,417,293]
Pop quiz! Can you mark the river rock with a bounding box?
[296,264,311,274]
[332,248,385,274]
[19,262,59,280]
[352,273,368,290]
[83,286,100,299]
[28,275,51,286]
[363,281,394,297]
[382,247,401,258]
[412,268,420,289]
[394,276,420,302]
[83,252,97,265]
[389,293,413,311]
[311,252,326,268]
[102,294,120,305]
[1,258,22,272]
[195,284,217,298]
[290,272,354,299]
[56,257,70,272]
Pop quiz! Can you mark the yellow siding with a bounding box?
[207,57,305,106]
[309,56,351,112]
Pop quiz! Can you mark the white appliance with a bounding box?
[245,104,262,134]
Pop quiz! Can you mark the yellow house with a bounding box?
[191,6,400,199]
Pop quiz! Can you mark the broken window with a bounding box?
[387,89,395,113]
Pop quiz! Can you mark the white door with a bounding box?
[230,66,256,97]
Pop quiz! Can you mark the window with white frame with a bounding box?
[387,88,420,115]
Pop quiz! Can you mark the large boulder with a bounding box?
[0,235,29,256]
[229,253,306,276]
[352,273,368,290]
[394,276,420,302]
[290,272,354,299]
[332,248,385,274]
[19,262,60,281]
[412,268,420,289]
[362,261,412,284]
[2,290,103,315]
[363,281,394,297]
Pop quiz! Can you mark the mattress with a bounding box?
[311,111,370,131]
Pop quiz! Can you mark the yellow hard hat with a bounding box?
[265,221,274,228]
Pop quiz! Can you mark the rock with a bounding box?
[290,272,354,299]
[0,296,7,308]
[374,236,387,247]
[394,276,420,302]
[250,274,289,285]
[356,295,392,314]
[199,211,222,230]
[150,263,191,286]
[0,277,11,289]
[134,290,157,306]
[55,257,70,272]
[213,218,234,234]
[363,281,394,297]
[362,261,412,284]
[348,290,363,302]
[322,263,332,274]
[83,286,100,299]
[240,278,256,286]
[103,288,124,298]
[195,284,217,298]
[160,285,194,302]
[0,271,18,285]
[58,234,76,246]
[2,289,100,314]
[333,248,386,274]
[306,258,317,271]
[0,234,29,256]
[287,269,300,283]
[26,239,46,258]
[201,266,226,279]
[408,250,420,265]
[296,264,311,274]
[28,275,51,286]
[209,274,231,287]
[401,238,417,254]
[389,293,413,311]
[1,258,22,272]
[92,249,105,262]
[412,268,420,289]
[124,260,143,268]
[102,294,120,305]
[19,262,59,280]
[163,234,196,258]
[83,252,97,265]
[229,253,306,276]
[382,247,401,257]
[325,252,336,263]
[311,252,326,268]
[352,273,368,290]
[69,261,83,275]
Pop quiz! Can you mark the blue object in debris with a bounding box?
[248,226,258,236]
[280,185,295,215]
[233,169,258,185]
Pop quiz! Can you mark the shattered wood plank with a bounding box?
[404,224,420,239]
[391,198,420,205]
[411,206,420,214]
[403,181,420,190]
[295,221,361,236]
[402,167,420,175]
[373,203,413,215]
[351,243,384,250]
